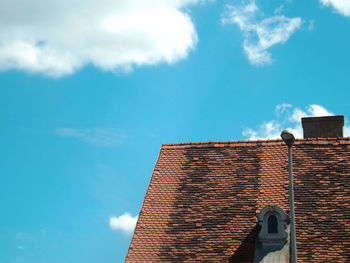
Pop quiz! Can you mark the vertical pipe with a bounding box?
[288,145,297,263]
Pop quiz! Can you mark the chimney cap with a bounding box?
[301,115,344,124]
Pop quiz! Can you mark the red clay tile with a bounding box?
[125,138,350,262]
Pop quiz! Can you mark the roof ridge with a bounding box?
[161,137,350,148]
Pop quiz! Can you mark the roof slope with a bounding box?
[126,138,350,262]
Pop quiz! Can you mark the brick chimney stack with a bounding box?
[301,115,344,138]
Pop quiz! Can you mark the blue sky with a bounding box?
[1,0,350,262]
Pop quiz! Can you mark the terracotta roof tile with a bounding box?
[126,137,350,262]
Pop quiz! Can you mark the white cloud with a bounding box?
[274,5,285,15]
[308,20,315,31]
[242,104,350,140]
[243,120,283,140]
[0,0,209,77]
[15,232,32,240]
[320,0,350,17]
[17,245,24,250]
[109,212,138,234]
[222,0,302,65]
[276,103,292,115]
[55,128,127,147]
[344,126,350,136]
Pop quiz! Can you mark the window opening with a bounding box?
[267,215,278,233]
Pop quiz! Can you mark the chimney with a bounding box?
[301,115,344,138]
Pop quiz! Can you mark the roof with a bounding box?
[125,138,350,262]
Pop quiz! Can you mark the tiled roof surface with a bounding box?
[125,138,350,262]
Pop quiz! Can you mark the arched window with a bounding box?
[255,206,289,263]
[267,215,278,233]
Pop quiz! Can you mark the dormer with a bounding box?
[254,205,289,263]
